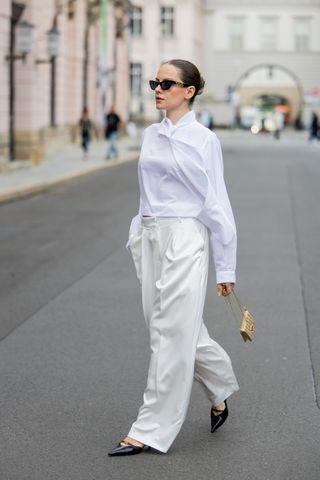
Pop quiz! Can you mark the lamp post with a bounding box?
[7,3,34,161]
[47,26,60,127]
[35,24,60,128]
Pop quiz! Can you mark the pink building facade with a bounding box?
[0,2,11,164]
[0,0,130,166]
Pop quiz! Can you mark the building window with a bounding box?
[294,17,310,51]
[160,7,174,37]
[130,6,143,36]
[130,63,142,97]
[228,17,245,50]
[260,17,277,50]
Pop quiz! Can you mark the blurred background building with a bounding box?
[1,0,320,166]
[202,0,320,131]
[0,0,131,166]
[130,0,320,127]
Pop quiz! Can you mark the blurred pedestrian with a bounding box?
[294,112,304,131]
[79,107,92,159]
[109,59,239,457]
[200,110,214,130]
[309,112,319,141]
[273,111,284,140]
[105,106,121,159]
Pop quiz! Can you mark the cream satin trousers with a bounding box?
[128,217,239,453]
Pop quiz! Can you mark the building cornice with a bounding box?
[204,0,320,8]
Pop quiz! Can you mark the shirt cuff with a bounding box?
[216,271,236,284]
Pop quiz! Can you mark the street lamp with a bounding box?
[15,20,34,57]
[48,26,59,128]
[47,26,60,58]
[35,25,60,127]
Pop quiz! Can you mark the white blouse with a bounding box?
[127,110,237,284]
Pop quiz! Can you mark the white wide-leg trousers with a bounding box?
[128,217,239,453]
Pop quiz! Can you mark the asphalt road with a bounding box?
[0,137,319,480]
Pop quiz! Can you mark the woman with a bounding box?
[109,59,239,456]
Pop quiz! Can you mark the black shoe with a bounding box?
[108,441,148,457]
[211,400,228,433]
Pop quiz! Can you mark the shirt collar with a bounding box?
[158,110,196,136]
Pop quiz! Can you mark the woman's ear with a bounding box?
[185,86,196,101]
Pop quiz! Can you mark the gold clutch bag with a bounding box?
[240,307,255,342]
[225,291,255,343]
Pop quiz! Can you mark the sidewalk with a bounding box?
[0,134,141,204]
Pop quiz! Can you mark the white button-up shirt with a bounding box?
[128,110,237,284]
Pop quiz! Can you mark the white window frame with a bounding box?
[130,63,143,97]
[260,17,278,51]
[160,6,175,37]
[294,17,311,52]
[131,6,143,37]
[228,16,245,51]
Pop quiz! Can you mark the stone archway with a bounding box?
[234,64,303,125]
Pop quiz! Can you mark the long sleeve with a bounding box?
[168,134,237,284]
[202,135,237,284]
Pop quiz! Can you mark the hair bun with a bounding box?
[197,75,205,96]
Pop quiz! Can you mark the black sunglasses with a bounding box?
[149,79,188,91]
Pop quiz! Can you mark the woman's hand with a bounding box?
[217,283,234,297]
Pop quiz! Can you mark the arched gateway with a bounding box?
[234,64,303,127]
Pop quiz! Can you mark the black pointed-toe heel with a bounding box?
[108,440,149,457]
[211,400,228,433]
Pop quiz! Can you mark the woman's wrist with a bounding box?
[217,283,234,297]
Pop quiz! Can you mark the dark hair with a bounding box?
[163,59,205,105]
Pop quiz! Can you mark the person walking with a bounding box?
[79,107,92,159]
[109,59,239,457]
[273,110,284,140]
[105,106,121,159]
[309,112,319,141]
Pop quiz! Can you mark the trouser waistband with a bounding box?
[141,216,189,227]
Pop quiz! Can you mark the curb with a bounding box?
[0,151,138,205]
